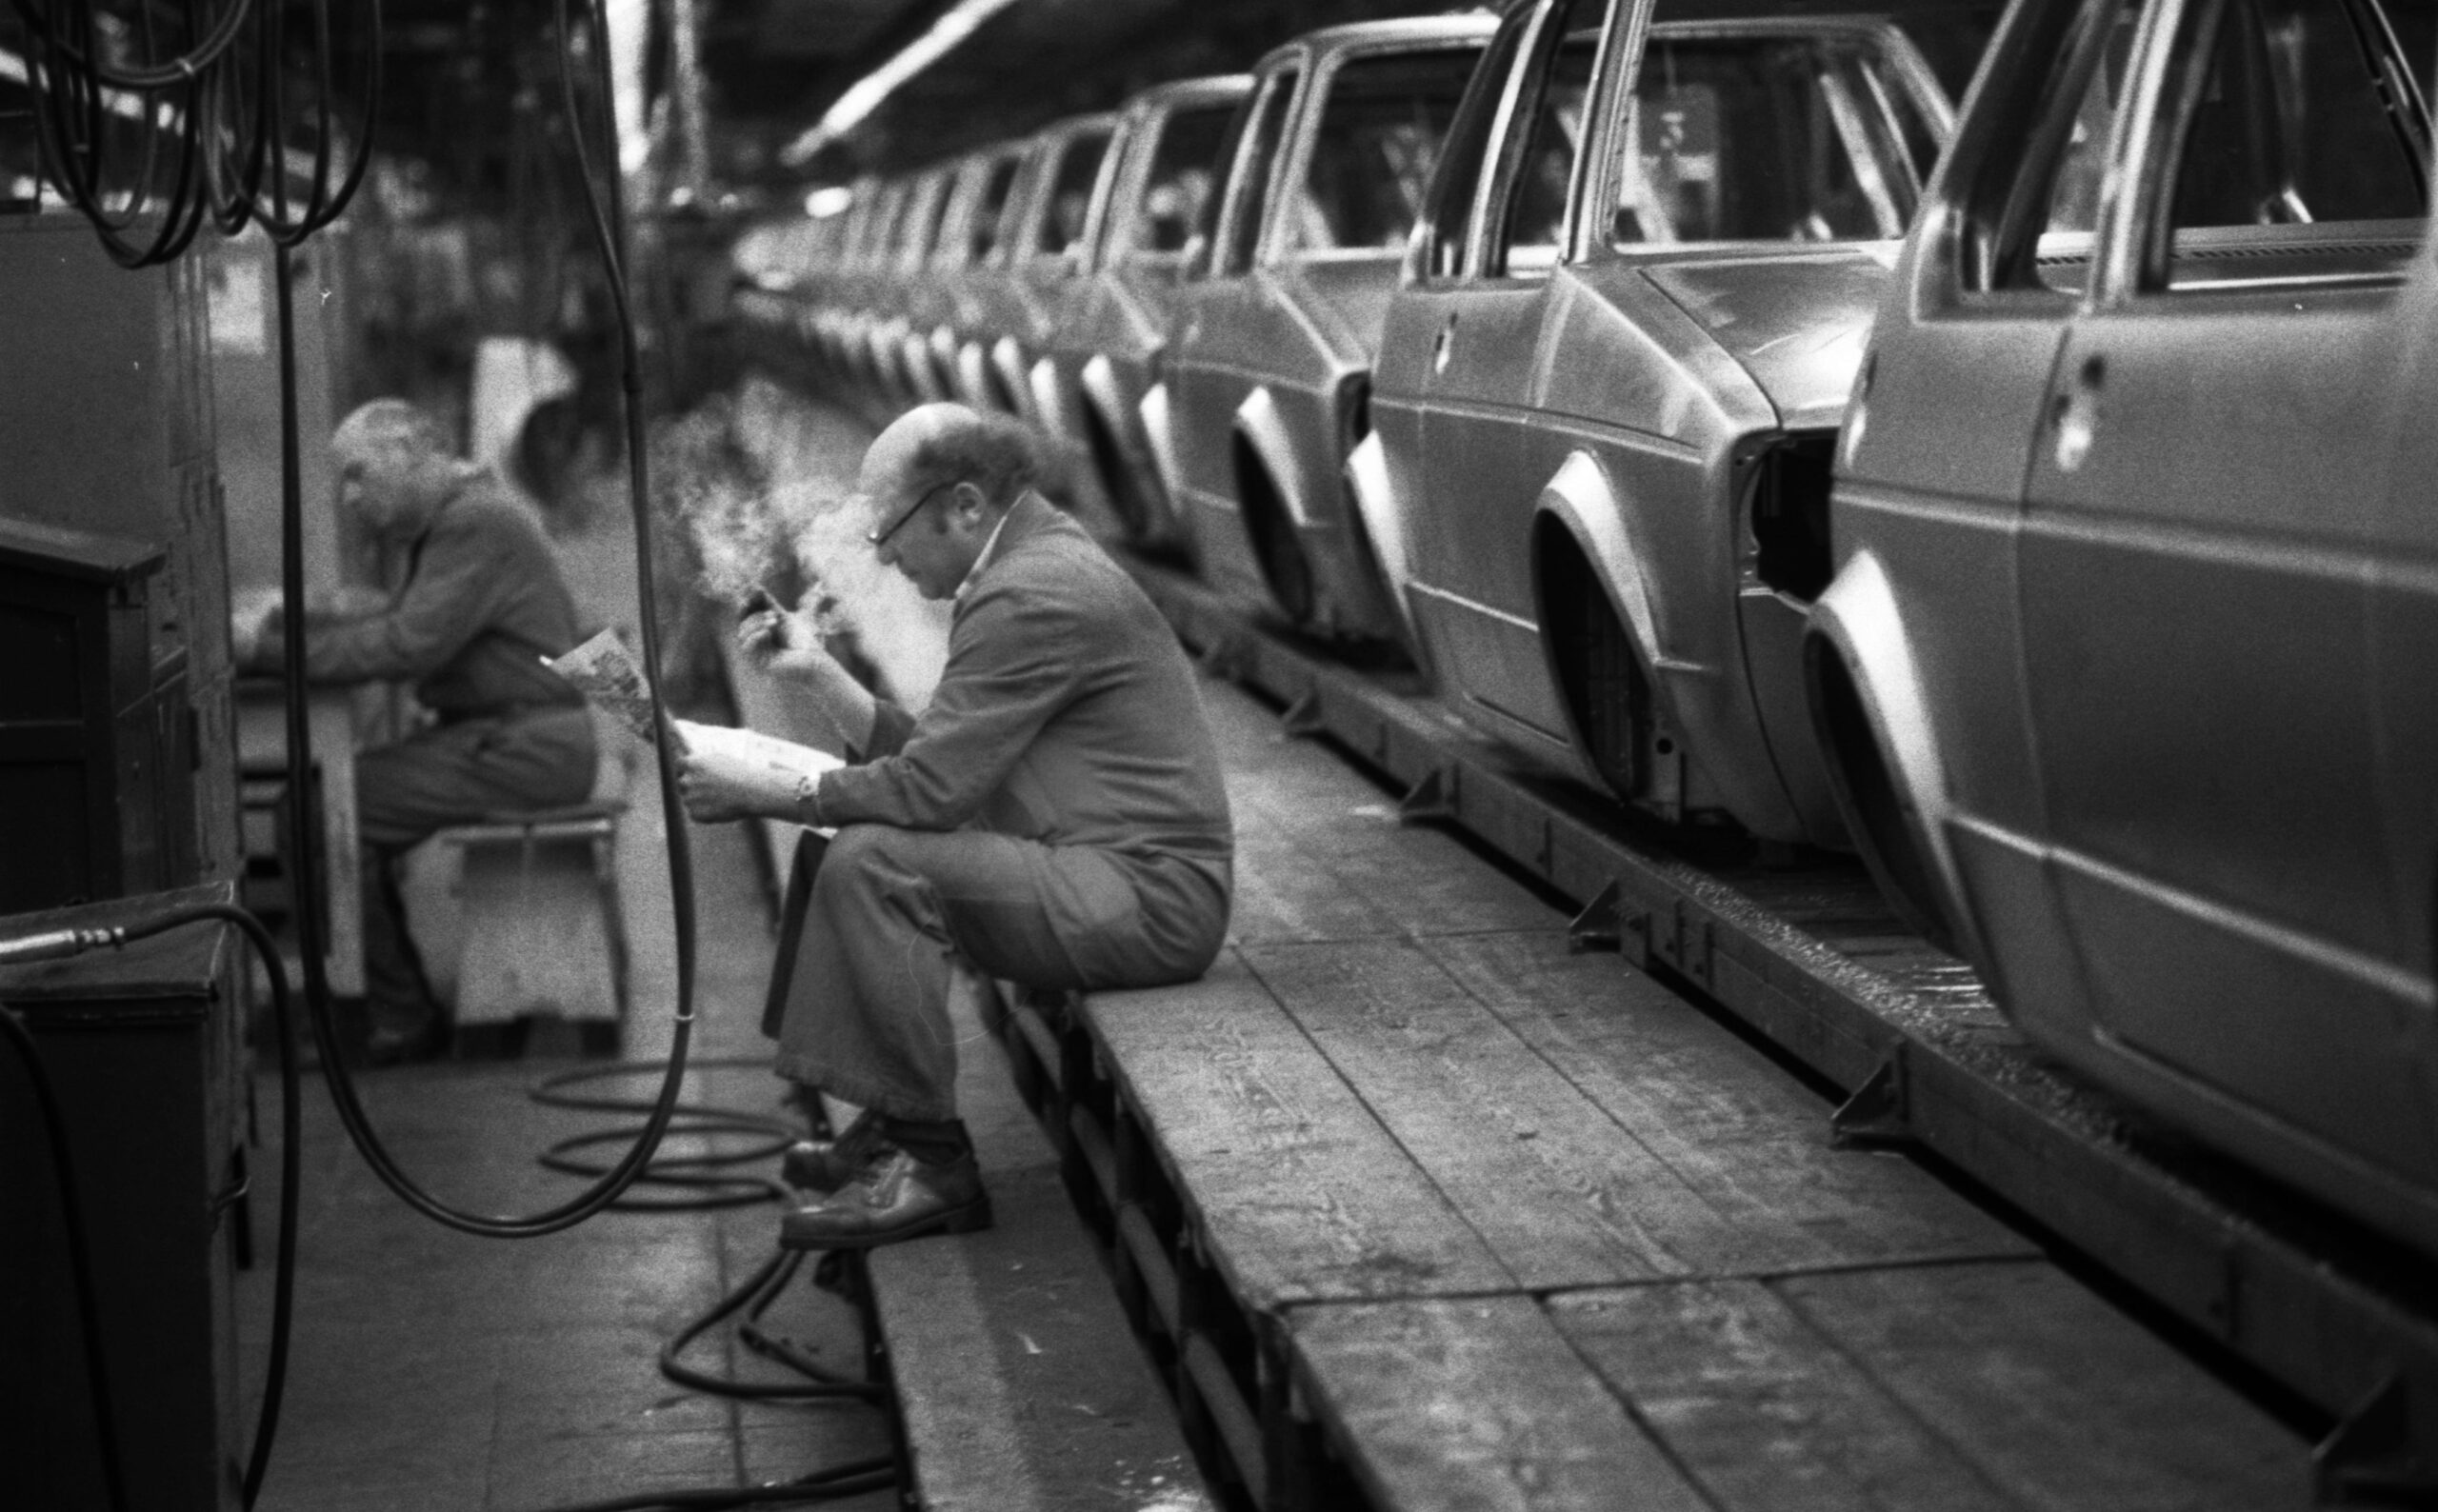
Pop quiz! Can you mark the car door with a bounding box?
[1829,0,2136,1004]
[1407,0,1608,741]
[2019,0,2437,1181]
[1172,61,1305,599]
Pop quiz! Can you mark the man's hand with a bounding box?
[737,605,841,684]
[676,738,804,824]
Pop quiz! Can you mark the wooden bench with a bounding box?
[425,800,629,1048]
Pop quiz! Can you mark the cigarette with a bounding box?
[739,584,790,647]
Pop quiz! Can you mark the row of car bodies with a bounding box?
[733,0,2438,1260]
[1814,0,2438,1256]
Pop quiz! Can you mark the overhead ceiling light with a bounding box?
[804,185,855,218]
[779,0,1025,168]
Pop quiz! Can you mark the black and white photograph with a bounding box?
[2,0,2433,1506]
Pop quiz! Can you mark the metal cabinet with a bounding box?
[0,881,249,1512]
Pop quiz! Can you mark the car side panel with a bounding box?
[2024,288,2428,1187]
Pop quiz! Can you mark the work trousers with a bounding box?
[356,706,596,1036]
[775,824,1229,1122]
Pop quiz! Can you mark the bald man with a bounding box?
[681,404,1233,1249]
[242,399,596,1064]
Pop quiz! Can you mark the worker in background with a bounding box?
[678,403,1233,1250]
[237,398,597,1064]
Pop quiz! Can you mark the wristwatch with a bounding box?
[793,770,826,828]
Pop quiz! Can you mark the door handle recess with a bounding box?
[1431,316,1458,374]
[2050,354,2104,473]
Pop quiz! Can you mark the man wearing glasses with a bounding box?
[679,403,1234,1249]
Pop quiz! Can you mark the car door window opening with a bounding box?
[2141,0,2435,290]
[1286,50,1482,257]
[1609,33,1943,248]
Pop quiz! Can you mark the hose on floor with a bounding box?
[514,1060,898,1512]
[525,1059,886,1403]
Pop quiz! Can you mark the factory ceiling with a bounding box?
[357,0,1457,191]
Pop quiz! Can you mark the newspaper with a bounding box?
[669,719,843,784]
[547,630,843,793]
[545,629,662,746]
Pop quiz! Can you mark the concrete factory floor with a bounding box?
[231,810,897,1512]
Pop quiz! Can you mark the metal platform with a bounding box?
[1102,566,2438,1502]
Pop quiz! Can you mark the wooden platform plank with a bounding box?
[1289,1296,1711,1512]
[1246,934,1749,1288]
[1083,951,1516,1310]
[1227,814,1407,945]
[1548,1278,2028,1512]
[1415,930,2035,1277]
[1776,1263,2310,1511]
[866,979,1215,1512]
[1205,682,1559,945]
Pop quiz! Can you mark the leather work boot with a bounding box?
[780,1111,890,1193]
[778,1148,993,1250]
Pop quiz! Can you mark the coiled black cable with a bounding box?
[523,1061,885,1403]
[10,0,380,267]
[531,1058,795,1209]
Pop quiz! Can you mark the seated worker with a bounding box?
[678,403,1233,1249]
[240,398,596,1064]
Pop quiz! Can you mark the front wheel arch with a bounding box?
[1232,432,1316,627]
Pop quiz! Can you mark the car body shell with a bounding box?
[1161,16,1501,639]
[890,150,995,408]
[869,165,962,412]
[1809,0,2438,1252]
[1362,0,1953,843]
[1040,74,1255,555]
[955,113,1121,429]
[923,143,1032,414]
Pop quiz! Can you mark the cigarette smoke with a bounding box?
[655,398,788,607]
[729,378,951,708]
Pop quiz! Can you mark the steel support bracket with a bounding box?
[2315,1373,2438,1505]
[1569,881,1627,953]
[1398,766,1459,824]
[1281,688,1328,738]
[1830,1050,1913,1147]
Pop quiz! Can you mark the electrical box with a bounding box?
[0,213,239,906]
[0,517,190,913]
[0,881,249,1512]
